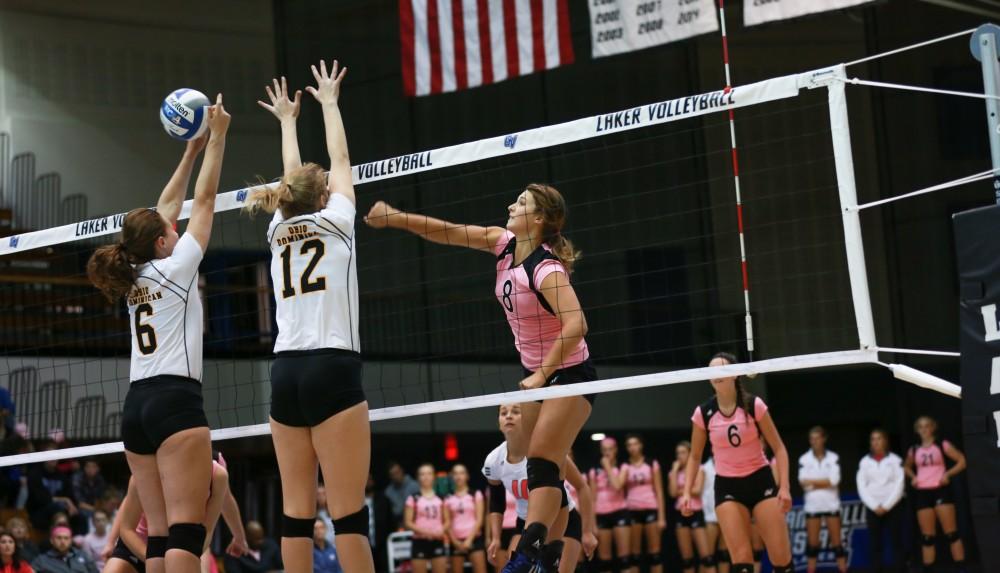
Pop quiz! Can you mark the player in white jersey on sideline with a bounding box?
[245,61,373,573]
[87,95,230,573]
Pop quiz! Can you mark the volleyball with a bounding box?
[159,88,210,141]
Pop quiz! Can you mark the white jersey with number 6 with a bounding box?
[127,233,204,382]
[267,193,359,353]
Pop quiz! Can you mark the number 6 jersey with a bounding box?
[127,233,204,382]
[691,395,769,478]
[267,194,359,353]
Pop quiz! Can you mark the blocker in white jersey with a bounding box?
[268,192,359,353]
[482,441,575,521]
[127,233,205,382]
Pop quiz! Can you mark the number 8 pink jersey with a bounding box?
[692,395,770,478]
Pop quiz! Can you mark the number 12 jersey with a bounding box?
[267,194,359,353]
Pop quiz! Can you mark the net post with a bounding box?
[826,65,877,350]
[971,24,1000,203]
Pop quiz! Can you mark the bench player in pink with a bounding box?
[444,464,486,573]
[589,437,633,573]
[404,464,448,573]
[367,184,595,573]
[623,435,665,573]
[680,352,794,573]
[904,415,967,572]
[670,441,714,573]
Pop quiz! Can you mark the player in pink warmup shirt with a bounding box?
[623,435,665,573]
[405,464,448,573]
[444,464,486,573]
[588,437,633,573]
[680,352,793,573]
[904,416,967,572]
[670,441,715,573]
[368,185,595,573]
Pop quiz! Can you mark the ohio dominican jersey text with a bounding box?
[127,233,204,382]
[267,194,359,353]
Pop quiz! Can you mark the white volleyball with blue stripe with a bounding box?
[159,88,211,141]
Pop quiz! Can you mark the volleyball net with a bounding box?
[0,40,974,464]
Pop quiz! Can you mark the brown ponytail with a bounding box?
[526,183,581,274]
[87,208,167,302]
[711,351,753,421]
[244,163,327,219]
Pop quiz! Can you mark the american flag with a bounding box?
[400,0,574,96]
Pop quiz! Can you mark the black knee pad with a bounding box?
[516,522,548,558]
[146,536,168,560]
[649,552,662,566]
[921,534,936,547]
[732,564,754,573]
[772,563,794,573]
[945,530,961,543]
[681,557,697,570]
[540,540,564,571]
[753,549,764,562]
[832,545,846,558]
[615,554,631,570]
[527,457,562,491]
[333,505,371,537]
[282,514,315,538]
[806,545,821,558]
[700,555,716,568]
[167,523,206,557]
[716,549,731,563]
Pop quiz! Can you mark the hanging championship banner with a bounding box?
[744,0,875,27]
[589,0,718,59]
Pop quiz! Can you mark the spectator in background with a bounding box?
[91,489,122,529]
[857,428,905,573]
[7,518,38,563]
[316,484,335,546]
[70,462,105,521]
[78,511,109,570]
[798,426,846,573]
[0,385,15,439]
[30,526,97,573]
[363,474,391,573]
[0,531,32,573]
[26,441,82,535]
[384,462,419,530]
[0,435,32,508]
[223,521,281,573]
[312,519,342,573]
[46,433,77,479]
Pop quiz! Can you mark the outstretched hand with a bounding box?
[306,59,347,106]
[257,76,302,121]
[207,93,231,137]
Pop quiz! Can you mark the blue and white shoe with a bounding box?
[500,551,539,573]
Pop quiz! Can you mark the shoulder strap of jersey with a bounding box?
[699,396,719,430]
[523,247,560,315]
[496,236,517,262]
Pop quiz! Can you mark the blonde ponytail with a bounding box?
[244,163,328,219]
[548,233,581,275]
[525,183,582,274]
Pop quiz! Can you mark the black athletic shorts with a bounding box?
[629,509,657,524]
[676,511,705,529]
[451,535,485,555]
[714,466,778,511]
[914,486,954,510]
[565,509,582,542]
[410,538,446,559]
[523,359,598,405]
[110,538,146,573]
[122,375,208,455]
[500,526,519,548]
[596,509,632,530]
[270,348,366,427]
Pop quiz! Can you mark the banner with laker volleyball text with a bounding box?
[589,0,718,59]
[744,0,875,27]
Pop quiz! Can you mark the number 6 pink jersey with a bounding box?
[691,396,770,478]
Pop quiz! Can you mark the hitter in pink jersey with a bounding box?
[623,435,665,573]
[405,464,448,573]
[368,185,595,573]
[444,465,486,573]
[904,416,967,571]
[681,352,793,573]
